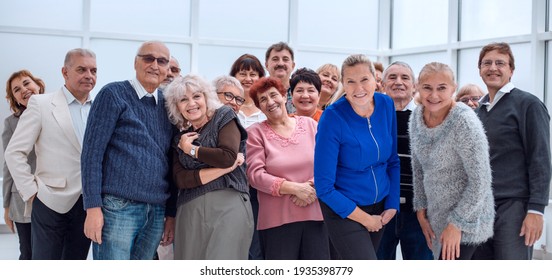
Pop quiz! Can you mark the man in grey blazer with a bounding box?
[5,48,97,259]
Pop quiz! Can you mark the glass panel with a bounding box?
[392,0,448,49]
[297,0,378,49]
[198,45,267,81]
[90,39,191,91]
[0,0,83,30]
[90,0,191,37]
[461,0,531,41]
[198,0,288,42]
[390,52,449,80]
[295,52,351,75]
[459,43,533,99]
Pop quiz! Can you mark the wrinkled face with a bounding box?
[265,50,295,81]
[217,85,244,113]
[177,89,208,127]
[160,59,181,89]
[318,68,339,95]
[257,87,287,120]
[418,72,456,114]
[135,42,170,91]
[457,93,483,109]
[342,64,377,108]
[292,81,320,117]
[383,64,415,104]
[10,75,41,107]
[479,50,513,93]
[62,55,97,97]
[235,68,260,94]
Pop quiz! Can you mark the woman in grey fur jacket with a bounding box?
[409,62,494,260]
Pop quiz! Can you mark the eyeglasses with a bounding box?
[170,66,181,74]
[480,60,509,69]
[218,92,245,105]
[459,96,482,104]
[137,54,170,67]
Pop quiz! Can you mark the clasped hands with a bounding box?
[290,181,317,207]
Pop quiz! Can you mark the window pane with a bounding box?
[461,0,531,41]
[90,0,191,37]
[392,0,448,49]
[199,0,288,43]
[297,0,378,49]
[198,45,267,81]
[390,52,449,80]
[459,43,534,99]
[0,0,82,30]
[295,52,351,75]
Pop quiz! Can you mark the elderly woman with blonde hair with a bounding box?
[164,74,253,260]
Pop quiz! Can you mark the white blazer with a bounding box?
[5,88,83,214]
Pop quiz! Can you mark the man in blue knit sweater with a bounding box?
[81,41,177,260]
[474,42,551,260]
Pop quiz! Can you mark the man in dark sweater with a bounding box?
[81,41,177,260]
[474,42,551,260]
[376,61,433,260]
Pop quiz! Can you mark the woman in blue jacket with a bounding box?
[314,54,400,260]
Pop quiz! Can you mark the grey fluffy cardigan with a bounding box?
[409,102,495,257]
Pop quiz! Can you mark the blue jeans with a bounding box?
[93,194,165,260]
[377,210,434,260]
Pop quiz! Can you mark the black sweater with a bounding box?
[476,88,551,213]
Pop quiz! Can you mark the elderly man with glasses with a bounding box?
[81,41,177,260]
[160,56,182,91]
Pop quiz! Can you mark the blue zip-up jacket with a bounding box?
[314,94,400,218]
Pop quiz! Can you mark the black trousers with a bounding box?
[320,200,385,260]
[14,222,32,260]
[31,196,90,260]
[472,199,533,260]
[259,221,330,260]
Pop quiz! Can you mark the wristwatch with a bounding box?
[190,145,198,158]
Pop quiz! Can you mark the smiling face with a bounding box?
[479,50,513,95]
[418,71,456,115]
[134,42,170,92]
[217,84,244,113]
[318,68,339,96]
[177,89,208,128]
[10,75,41,108]
[342,63,377,109]
[383,64,415,105]
[265,49,295,82]
[257,87,287,121]
[292,81,320,117]
[235,68,260,94]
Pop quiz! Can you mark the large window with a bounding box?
[392,0,448,49]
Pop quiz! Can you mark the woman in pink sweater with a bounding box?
[246,77,329,260]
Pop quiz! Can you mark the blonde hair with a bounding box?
[163,74,222,130]
[456,83,484,101]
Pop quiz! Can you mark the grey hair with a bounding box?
[163,74,223,130]
[418,62,456,86]
[383,61,416,83]
[212,75,244,97]
[341,54,376,82]
[64,48,96,67]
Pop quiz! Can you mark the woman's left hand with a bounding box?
[381,209,397,225]
[440,223,462,260]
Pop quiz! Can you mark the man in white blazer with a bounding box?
[4,48,97,259]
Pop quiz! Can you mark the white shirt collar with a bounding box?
[481,82,514,111]
[129,79,158,104]
[402,98,417,111]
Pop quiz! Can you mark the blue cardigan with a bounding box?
[314,94,400,218]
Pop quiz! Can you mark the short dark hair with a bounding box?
[229,54,265,77]
[265,42,294,62]
[478,42,515,70]
[289,67,321,94]
[249,77,286,108]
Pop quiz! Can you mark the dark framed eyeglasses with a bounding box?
[170,66,181,74]
[459,96,482,104]
[137,54,170,67]
[218,92,245,105]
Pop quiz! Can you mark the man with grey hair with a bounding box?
[376,61,433,260]
[159,56,181,90]
[5,48,97,259]
[81,41,177,260]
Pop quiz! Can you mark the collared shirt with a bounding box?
[62,86,93,146]
[481,82,515,111]
[129,79,159,104]
[402,98,417,112]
